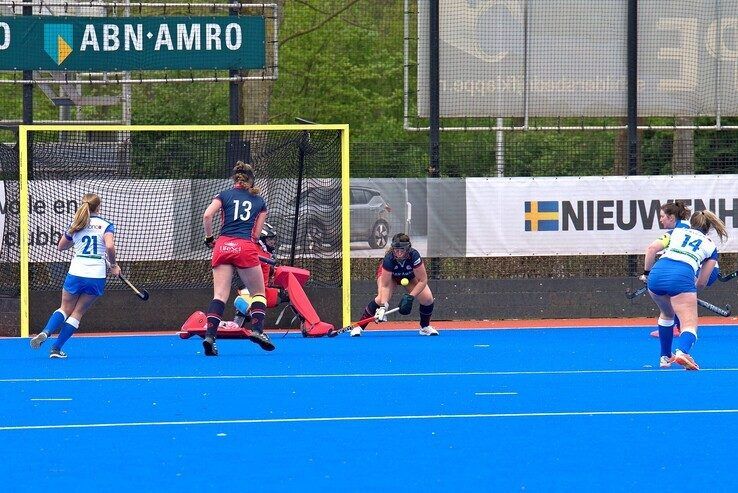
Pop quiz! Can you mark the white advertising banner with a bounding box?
[4,179,197,262]
[466,175,738,256]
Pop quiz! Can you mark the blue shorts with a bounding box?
[63,274,105,296]
[648,258,696,296]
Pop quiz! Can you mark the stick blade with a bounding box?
[327,325,348,338]
[138,289,150,301]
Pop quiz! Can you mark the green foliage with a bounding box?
[270,0,407,142]
[2,1,738,180]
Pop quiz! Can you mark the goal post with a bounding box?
[15,124,351,337]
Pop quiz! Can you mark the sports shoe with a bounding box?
[419,325,439,336]
[659,355,674,368]
[650,326,681,338]
[49,348,67,359]
[30,332,48,349]
[350,326,363,337]
[673,350,699,370]
[203,336,218,356]
[248,330,275,352]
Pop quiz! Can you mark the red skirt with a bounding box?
[211,236,261,269]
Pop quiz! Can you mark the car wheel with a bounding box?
[368,220,389,249]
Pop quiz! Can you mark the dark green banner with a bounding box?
[0,16,265,71]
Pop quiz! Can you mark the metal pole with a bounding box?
[627,0,638,176]
[22,0,33,126]
[427,0,440,278]
[496,117,505,177]
[229,2,243,124]
[22,0,33,179]
[627,0,638,277]
[428,0,440,178]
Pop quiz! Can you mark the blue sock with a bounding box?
[658,321,675,357]
[42,309,67,336]
[53,317,79,350]
[677,331,697,354]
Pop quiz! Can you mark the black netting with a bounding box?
[23,129,343,293]
[0,141,19,296]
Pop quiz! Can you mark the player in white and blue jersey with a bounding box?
[643,210,728,370]
[646,202,721,338]
[29,193,121,358]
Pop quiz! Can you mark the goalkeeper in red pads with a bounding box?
[351,233,438,337]
[181,221,334,340]
[231,222,290,327]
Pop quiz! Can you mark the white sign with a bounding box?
[466,175,738,256]
[0,179,211,262]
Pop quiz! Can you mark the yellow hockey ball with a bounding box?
[401,278,409,286]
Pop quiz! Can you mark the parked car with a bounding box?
[273,185,392,250]
[350,185,392,248]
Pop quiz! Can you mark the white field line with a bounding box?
[3,408,738,432]
[2,367,738,384]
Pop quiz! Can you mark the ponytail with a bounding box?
[68,193,101,233]
[691,210,728,242]
[233,161,260,195]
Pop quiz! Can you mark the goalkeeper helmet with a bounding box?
[391,233,411,259]
[260,222,278,253]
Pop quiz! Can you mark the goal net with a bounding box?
[10,125,350,336]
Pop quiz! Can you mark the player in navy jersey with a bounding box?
[29,193,121,358]
[201,161,274,355]
[351,233,438,337]
[645,202,721,338]
[643,210,727,370]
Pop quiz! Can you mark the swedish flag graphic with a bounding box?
[43,24,73,65]
[524,201,559,232]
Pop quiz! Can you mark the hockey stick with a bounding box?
[625,285,648,299]
[718,270,738,282]
[697,298,731,317]
[106,260,149,301]
[327,307,400,337]
[259,255,276,266]
[119,273,149,301]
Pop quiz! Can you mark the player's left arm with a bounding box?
[251,209,267,242]
[104,231,121,277]
[697,252,719,290]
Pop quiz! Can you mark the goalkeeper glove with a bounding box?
[374,302,390,323]
[398,294,415,315]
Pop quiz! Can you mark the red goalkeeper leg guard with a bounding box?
[273,266,334,337]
